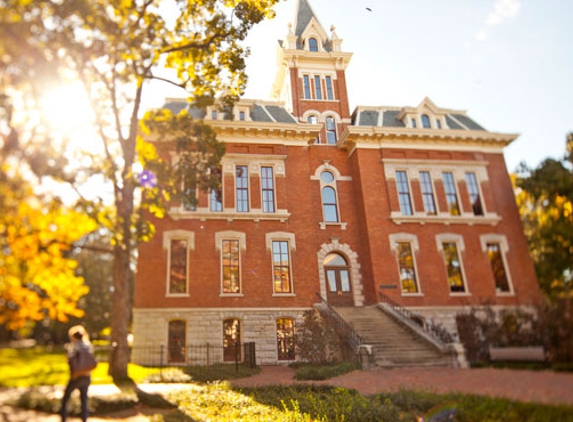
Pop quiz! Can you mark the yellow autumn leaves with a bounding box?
[0,199,97,330]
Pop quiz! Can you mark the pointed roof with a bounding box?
[293,0,322,39]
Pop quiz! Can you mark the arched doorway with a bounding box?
[324,252,353,306]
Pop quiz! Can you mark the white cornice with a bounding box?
[210,120,321,145]
[338,126,518,154]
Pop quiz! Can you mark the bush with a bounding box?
[293,362,359,381]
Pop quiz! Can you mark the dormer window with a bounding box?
[436,119,442,129]
[421,114,431,128]
[411,118,417,128]
[239,111,245,121]
[309,37,319,52]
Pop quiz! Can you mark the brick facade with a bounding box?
[133,0,541,365]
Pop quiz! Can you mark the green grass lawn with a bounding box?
[0,346,161,387]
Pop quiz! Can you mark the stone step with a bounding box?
[333,305,453,368]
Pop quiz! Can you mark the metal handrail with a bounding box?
[378,291,453,346]
[315,293,365,350]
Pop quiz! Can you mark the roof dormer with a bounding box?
[398,97,449,130]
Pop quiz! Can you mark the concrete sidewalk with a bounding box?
[2,366,573,420]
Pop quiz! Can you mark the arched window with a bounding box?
[421,114,431,128]
[326,116,337,144]
[168,320,186,363]
[324,253,352,306]
[308,37,318,52]
[308,115,319,143]
[276,318,295,361]
[320,171,339,222]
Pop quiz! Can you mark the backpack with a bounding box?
[70,345,98,375]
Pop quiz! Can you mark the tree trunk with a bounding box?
[108,181,135,382]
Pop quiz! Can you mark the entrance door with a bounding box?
[324,253,353,306]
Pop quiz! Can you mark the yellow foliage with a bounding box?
[0,190,97,330]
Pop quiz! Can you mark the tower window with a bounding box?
[421,114,431,128]
[326,116,337,144]
[325,76,334,100]
[314,75,322,100]
[309,37,318,52]
[303,75,311,99]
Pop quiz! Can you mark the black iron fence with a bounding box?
[129,342,256,381]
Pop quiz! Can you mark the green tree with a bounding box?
[0,0,279,382]
[515,133,573,299]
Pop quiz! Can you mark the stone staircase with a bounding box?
[334,305,455,368]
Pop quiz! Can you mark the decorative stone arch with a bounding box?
[317,237,364,306]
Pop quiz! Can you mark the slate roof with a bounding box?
[354,109,484,131]
[293,0,331,51]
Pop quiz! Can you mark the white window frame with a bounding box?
[163,230,194,297]
[389,233,423,296]
[436,233,470,296]
[480,234,515,295]
[216,231,246,297]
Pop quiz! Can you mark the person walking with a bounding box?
[59,325,97,422]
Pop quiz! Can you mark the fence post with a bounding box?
[159,343,164,381]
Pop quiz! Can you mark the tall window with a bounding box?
[320,171,339,222]
[486,243,511,293]
[308,115,319,143]
[325,116,337,144]
[210,166,223,212]
[236,165,249,212]
[261,166,275,213]
[303,75,311,99]
[442,172,460,215]
[419,171,437,215]
[465,172,483,216]
[396,242,419,293]
[314,75,322,100]
[396,171,413,216]
[442,242,466,293]
[421,114,431,128]
[308,37,318,52]
[276,318,295,361]
[168,320,186,363]
[223,319,241,362]
[222,239,241,293]
[325,76,334,100]
[168,239,188,294]
[272,240,292,293]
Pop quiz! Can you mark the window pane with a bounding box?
[314,75,322,99]
[487,243,510,292]
[443,242,465,292]
[325,76,334,100]
[272,241,291,293]
[223,319,241,362]
[396,171,413,215]
[261,166,275,213]
[465,172,483,216]
[320,171,334,183]
[222,240,240,293]
[397,242,418,293]
[210,166,223,212]
[236,165,249,212]
[168,320,186,363]
[326,270,337,292]
[421,114,431,128]
[326,116,336,144]
[169,239,187,294]
[309,37,318,52]
[324,253,347,267]
[303,75,311,99]
[419,171,437,215]
[322,186,339,222]
[442,172,460,215]
[276,318,295,361]
[340,270,350,292]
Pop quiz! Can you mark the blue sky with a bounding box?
[241,0,573,171]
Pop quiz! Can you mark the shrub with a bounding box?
[293,362,359,381]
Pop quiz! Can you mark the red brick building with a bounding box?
[133,0,541,365]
